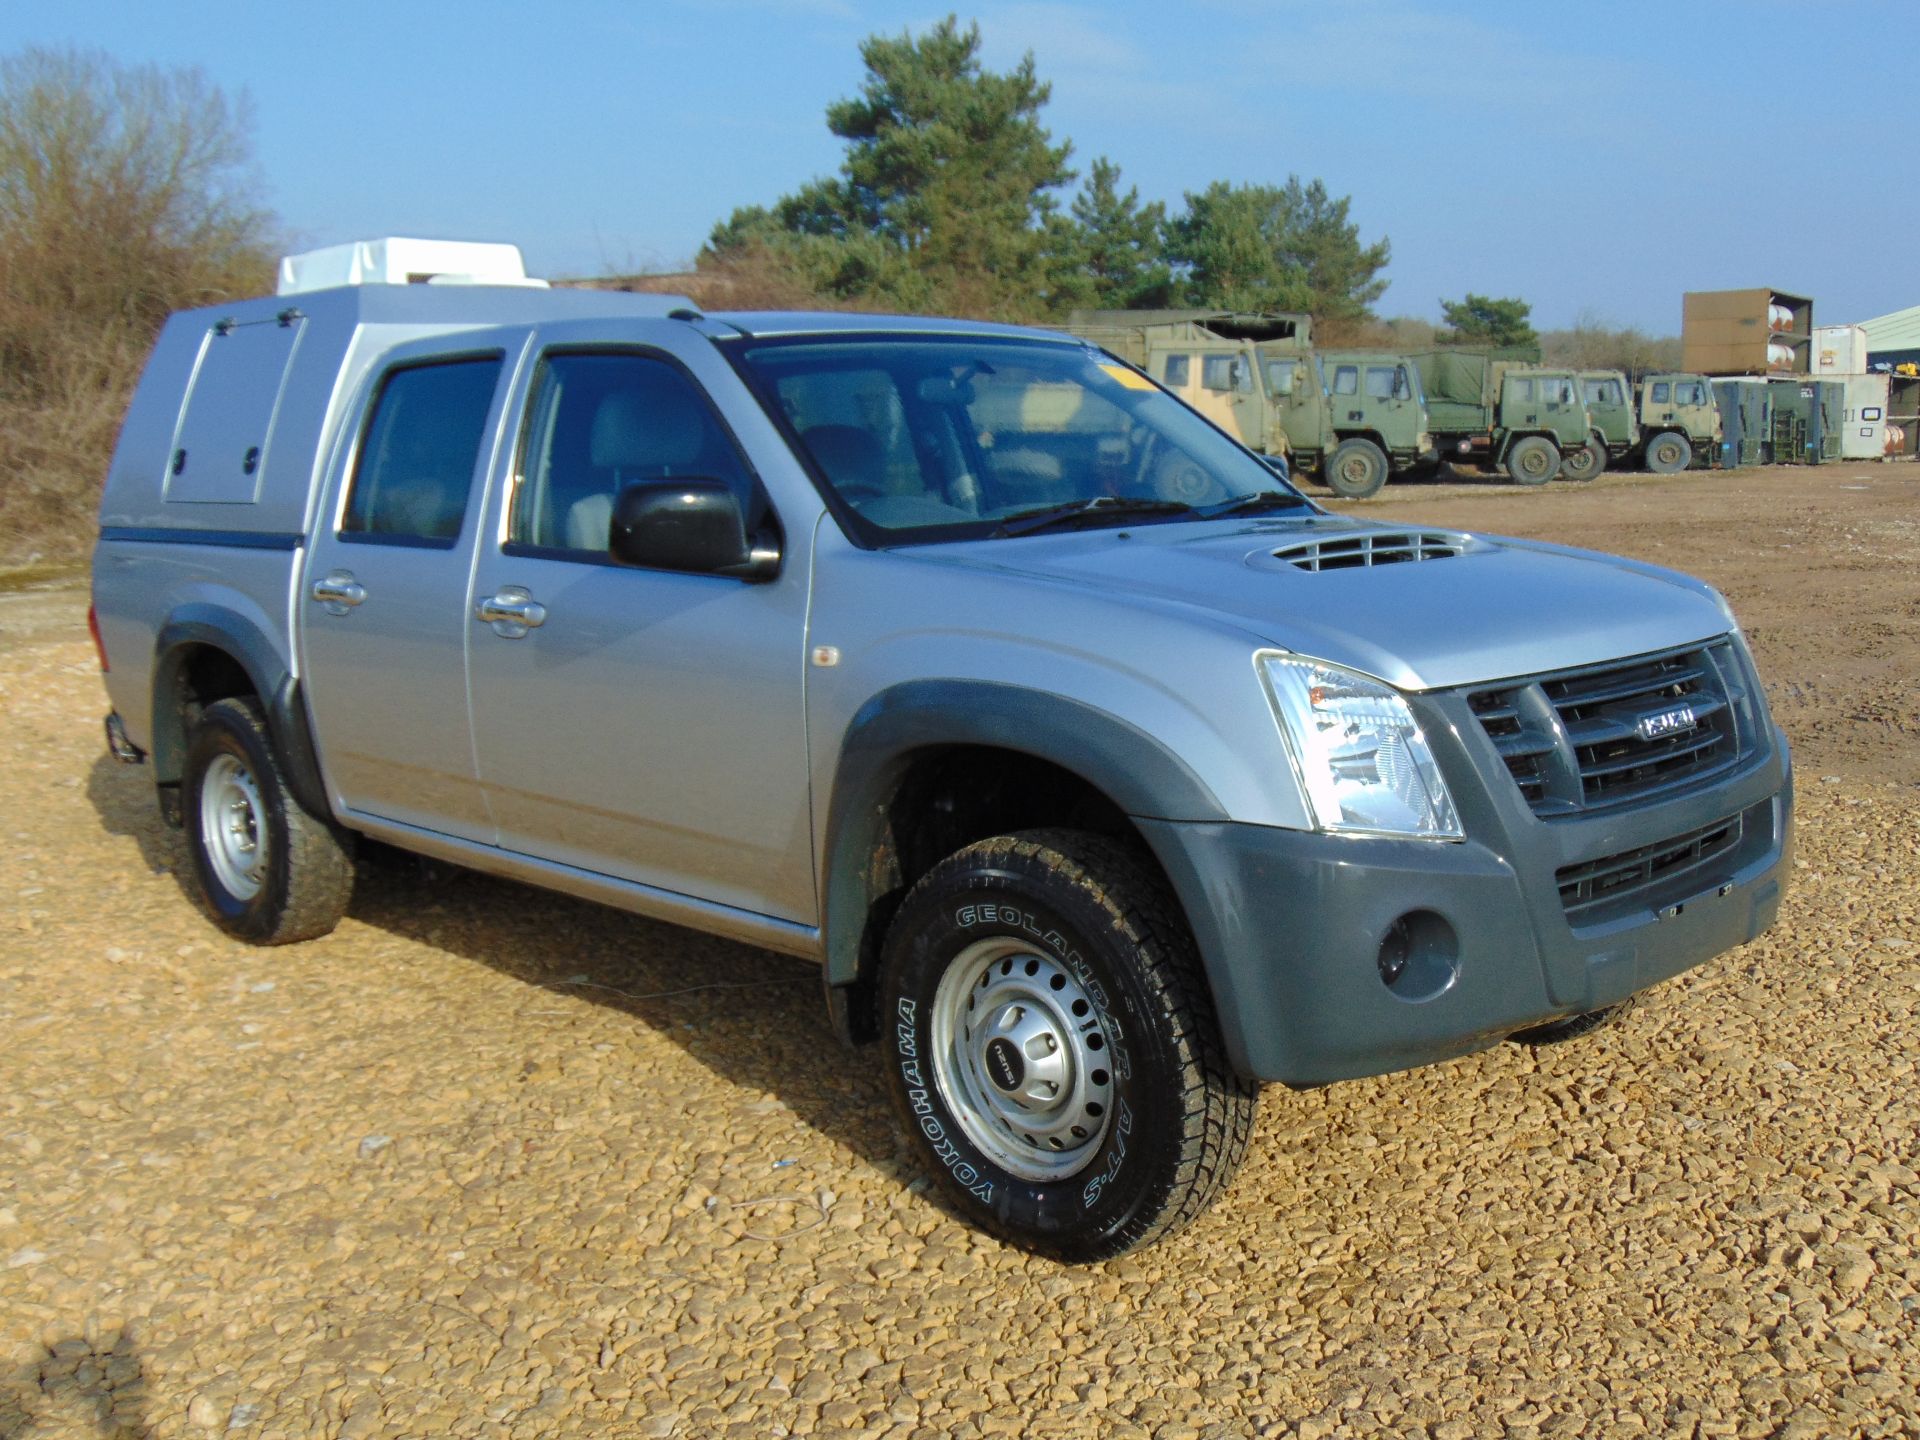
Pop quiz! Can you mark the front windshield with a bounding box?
[734,336,1306,543]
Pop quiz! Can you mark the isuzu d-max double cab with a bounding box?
[92,246,1792,1260]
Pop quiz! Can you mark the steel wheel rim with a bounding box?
[201,753,267,901]
[929,937,1116,1181]
[1521,446,1551,477]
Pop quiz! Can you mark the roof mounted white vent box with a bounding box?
[276,237,549,295]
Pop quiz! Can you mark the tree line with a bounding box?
[698,18,1391,328]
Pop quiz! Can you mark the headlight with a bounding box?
[1257,653,1463,840]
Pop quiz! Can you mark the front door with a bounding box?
[300,340,518,842]
[463,343,816,924]
[1262,352,1322,457]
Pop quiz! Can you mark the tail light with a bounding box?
[88,604,109,672]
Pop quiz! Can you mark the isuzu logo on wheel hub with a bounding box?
[985,1037,1026,1093]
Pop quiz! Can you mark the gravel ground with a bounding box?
[2,466,1918,1439]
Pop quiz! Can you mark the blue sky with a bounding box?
[7,1,1911,331]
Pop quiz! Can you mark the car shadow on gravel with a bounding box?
[86,755,181,884]
[83,756,928,1209]
[0,1329,149,1438]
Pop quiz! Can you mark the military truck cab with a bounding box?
[1637,373,1722,474]
[1260,349,1431,499]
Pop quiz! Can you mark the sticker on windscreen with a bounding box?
[1100,364,1156,392]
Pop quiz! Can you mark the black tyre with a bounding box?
[1561,436,1607,483]
[1504,435,1560,485]
[1324,438,1390,499]
[182,696,354,944]
[1644,431,1691,474]
[1508,997,1638,1047]
[879,830,1257,1262]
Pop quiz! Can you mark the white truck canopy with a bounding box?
[276,237,549,295]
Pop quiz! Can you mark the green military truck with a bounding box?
[1063,311,1431,499]
[1408,349,1595,485]
[1635,373,1723,474]
[1572,370,1638,480]
[1256,348,1430,499]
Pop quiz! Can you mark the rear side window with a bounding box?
[1650,381,1671,404]
[342,357,502,545]
[512,352,757,554]
[1163,354,1190,387]
[1331,365,1359,396]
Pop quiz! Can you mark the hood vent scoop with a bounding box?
[1271,530,1470,572]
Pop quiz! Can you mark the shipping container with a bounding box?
[1811,324,1870,377]
[1837,374,1889,460]
[1714,378,1773,467]
[1683,287,1813,375]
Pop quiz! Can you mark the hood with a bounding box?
[916,516,1733,692]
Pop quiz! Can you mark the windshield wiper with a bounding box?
[1197,490,1313,519]
[990,496,1197,538]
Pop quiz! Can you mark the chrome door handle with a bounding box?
[311,572,366,614]
[475,588,546,638]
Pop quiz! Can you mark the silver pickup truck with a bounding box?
[91,250,1792,1260]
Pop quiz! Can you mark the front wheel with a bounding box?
[1561,436,1607,482]
[182,697,354,944]
[1504,435,1560,485]
[1324,438,1390,499]
[879,830,1257,1262]
[1644,431,1691,474]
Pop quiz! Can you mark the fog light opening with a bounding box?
[1377,910,1459,1003]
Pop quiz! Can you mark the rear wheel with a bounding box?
[1324,438,1389,499]
[1644,431,1691,474]
[879,830,1257,1261]
[1504,435,1560,485]
[182,697,354,944]
[1561,436,1607,482]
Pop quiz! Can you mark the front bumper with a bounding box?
[1139,723,1792,1087]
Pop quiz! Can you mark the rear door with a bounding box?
[300,333,523,841]
[462,332,816,923]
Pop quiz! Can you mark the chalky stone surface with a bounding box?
[1,465,1916,1438]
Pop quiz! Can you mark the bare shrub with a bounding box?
[0,47,273,564]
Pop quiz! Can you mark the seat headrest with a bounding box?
[589,389,708,471]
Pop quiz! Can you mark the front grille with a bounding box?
[1557,813,1744,924]
[1272,530,1467,571]
[1469,640,1758,818]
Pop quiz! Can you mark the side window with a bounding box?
[342,356,502,545]
[1652,381,1672,404]
[512,351,757,555]
[1582,379,1606,406]
[1264,358,1297,395]
[1201,355,1236,392]
[1513,376,1537,403]
[1677,381,1705,406]
[1163,353,1191,387]
[1331,365,1359,396]
[1364,366,1398,399]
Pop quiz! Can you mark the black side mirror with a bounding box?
[608,480,780,580]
